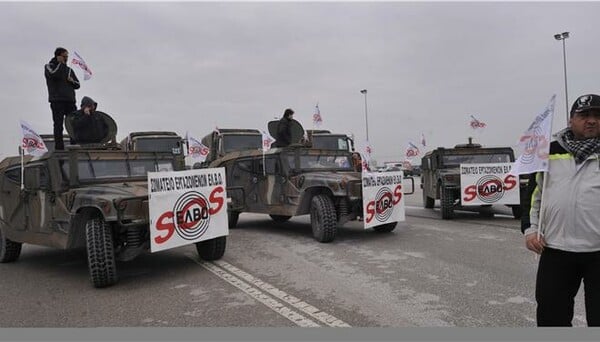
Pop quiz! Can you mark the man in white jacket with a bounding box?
[522,94,600,326]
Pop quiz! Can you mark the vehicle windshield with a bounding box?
[311,136,349,151]
[286,154,353,171]
[134,138,182,154]
[442,153,511,166]
[61,158,174,181]
[222,135,262,153]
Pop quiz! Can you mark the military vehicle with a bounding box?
[120,131,183,154]
[120,131,186,170]
[205,120,412,243]
[200,129,263,167]
[0,113,225,288]
[304,129,354,152]
[420,138,525,219]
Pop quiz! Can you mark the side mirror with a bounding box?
[24,168,41,190]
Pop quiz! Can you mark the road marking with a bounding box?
[214,259,351,327]
[187,255,351,327]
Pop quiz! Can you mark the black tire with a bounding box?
[85,217,118,288]
[0,229,22,263]
[269,215,292,223]
[196,236,226,261]
[511,206,522,219]
[373,222,397,233]
[228,211,239,229]
[440,187,454,220]
[423,190,435,209]
[310,195,337,243]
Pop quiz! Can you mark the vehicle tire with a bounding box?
[373,222,397,233]
[423,190,435,209]
[85,217,118,288]
[511,206,522,219]
[196,236,226,261]
[440,187,454,220]
[310,195,337,243]
[269,215,291,223]
[0,229,22,263]
[228,211,239,229]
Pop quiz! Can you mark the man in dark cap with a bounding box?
[273,108,294,147]
[45,47,80,150]
[522,94,600,326]
[70,96,108,144]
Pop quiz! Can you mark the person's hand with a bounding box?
[525,233,546,254]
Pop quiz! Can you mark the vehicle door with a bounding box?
[229,158,257,211]
[255,156,285,208]
[0,165,26,233]
[23,164,54,234]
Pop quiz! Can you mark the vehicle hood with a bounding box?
[73,181,148,201]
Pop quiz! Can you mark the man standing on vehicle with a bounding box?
[273,108,294,147]
[45,47,80,150]
[522,94,600,326]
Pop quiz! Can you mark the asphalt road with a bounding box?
[0,180,588,327]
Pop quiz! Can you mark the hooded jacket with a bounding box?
[521,140,600,252]
[70,96,108,144]
[44,57,80,102]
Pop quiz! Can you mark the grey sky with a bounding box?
[1,1,599,163]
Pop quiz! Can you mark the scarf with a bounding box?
[555,127,600,164]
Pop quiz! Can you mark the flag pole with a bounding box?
[20,146,24,190]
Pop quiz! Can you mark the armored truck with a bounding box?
[420,138,525,219]
[304,129,354,152]
[0,114,225,288]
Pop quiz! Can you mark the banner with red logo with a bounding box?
[186,134,209,162]
[460,163,520,206]
[19,120,48,156]
[148,168,228,252]
[361,171,405,229]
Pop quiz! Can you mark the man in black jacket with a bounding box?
[45,47,80,150]
[70,96,108,144]
[273,108,294,147]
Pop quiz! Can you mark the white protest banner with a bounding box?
[148,168,228,252]
[361,171,405,229]
[186,134,209,162]
[312,103,323,127]
[71,51,93,80]
[460,163,520,206]
[19,120,48,156]
[261,130,275,152]
[509,95,555,175]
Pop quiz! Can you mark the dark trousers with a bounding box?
[50,101,76,150]
[536,247,600,326]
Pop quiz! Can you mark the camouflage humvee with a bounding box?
[205,120,406,243]
[120,131,186,170]
[0,114,225,288]
[200,129,263,166]
[420,138,526,219]
[304,129,354,152]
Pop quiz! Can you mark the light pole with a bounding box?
[360,89,369,141]
[554,31,570,124]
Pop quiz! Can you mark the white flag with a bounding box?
[186,133,209,162]
[261,130,275,152]
[71,51,93,80]
[405,141,420,158]
[509,95,556,175]
[469,115,487,130]
[312,103,323,127]
[19,120,48,156]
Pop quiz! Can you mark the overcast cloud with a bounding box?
[1,1,599,163]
